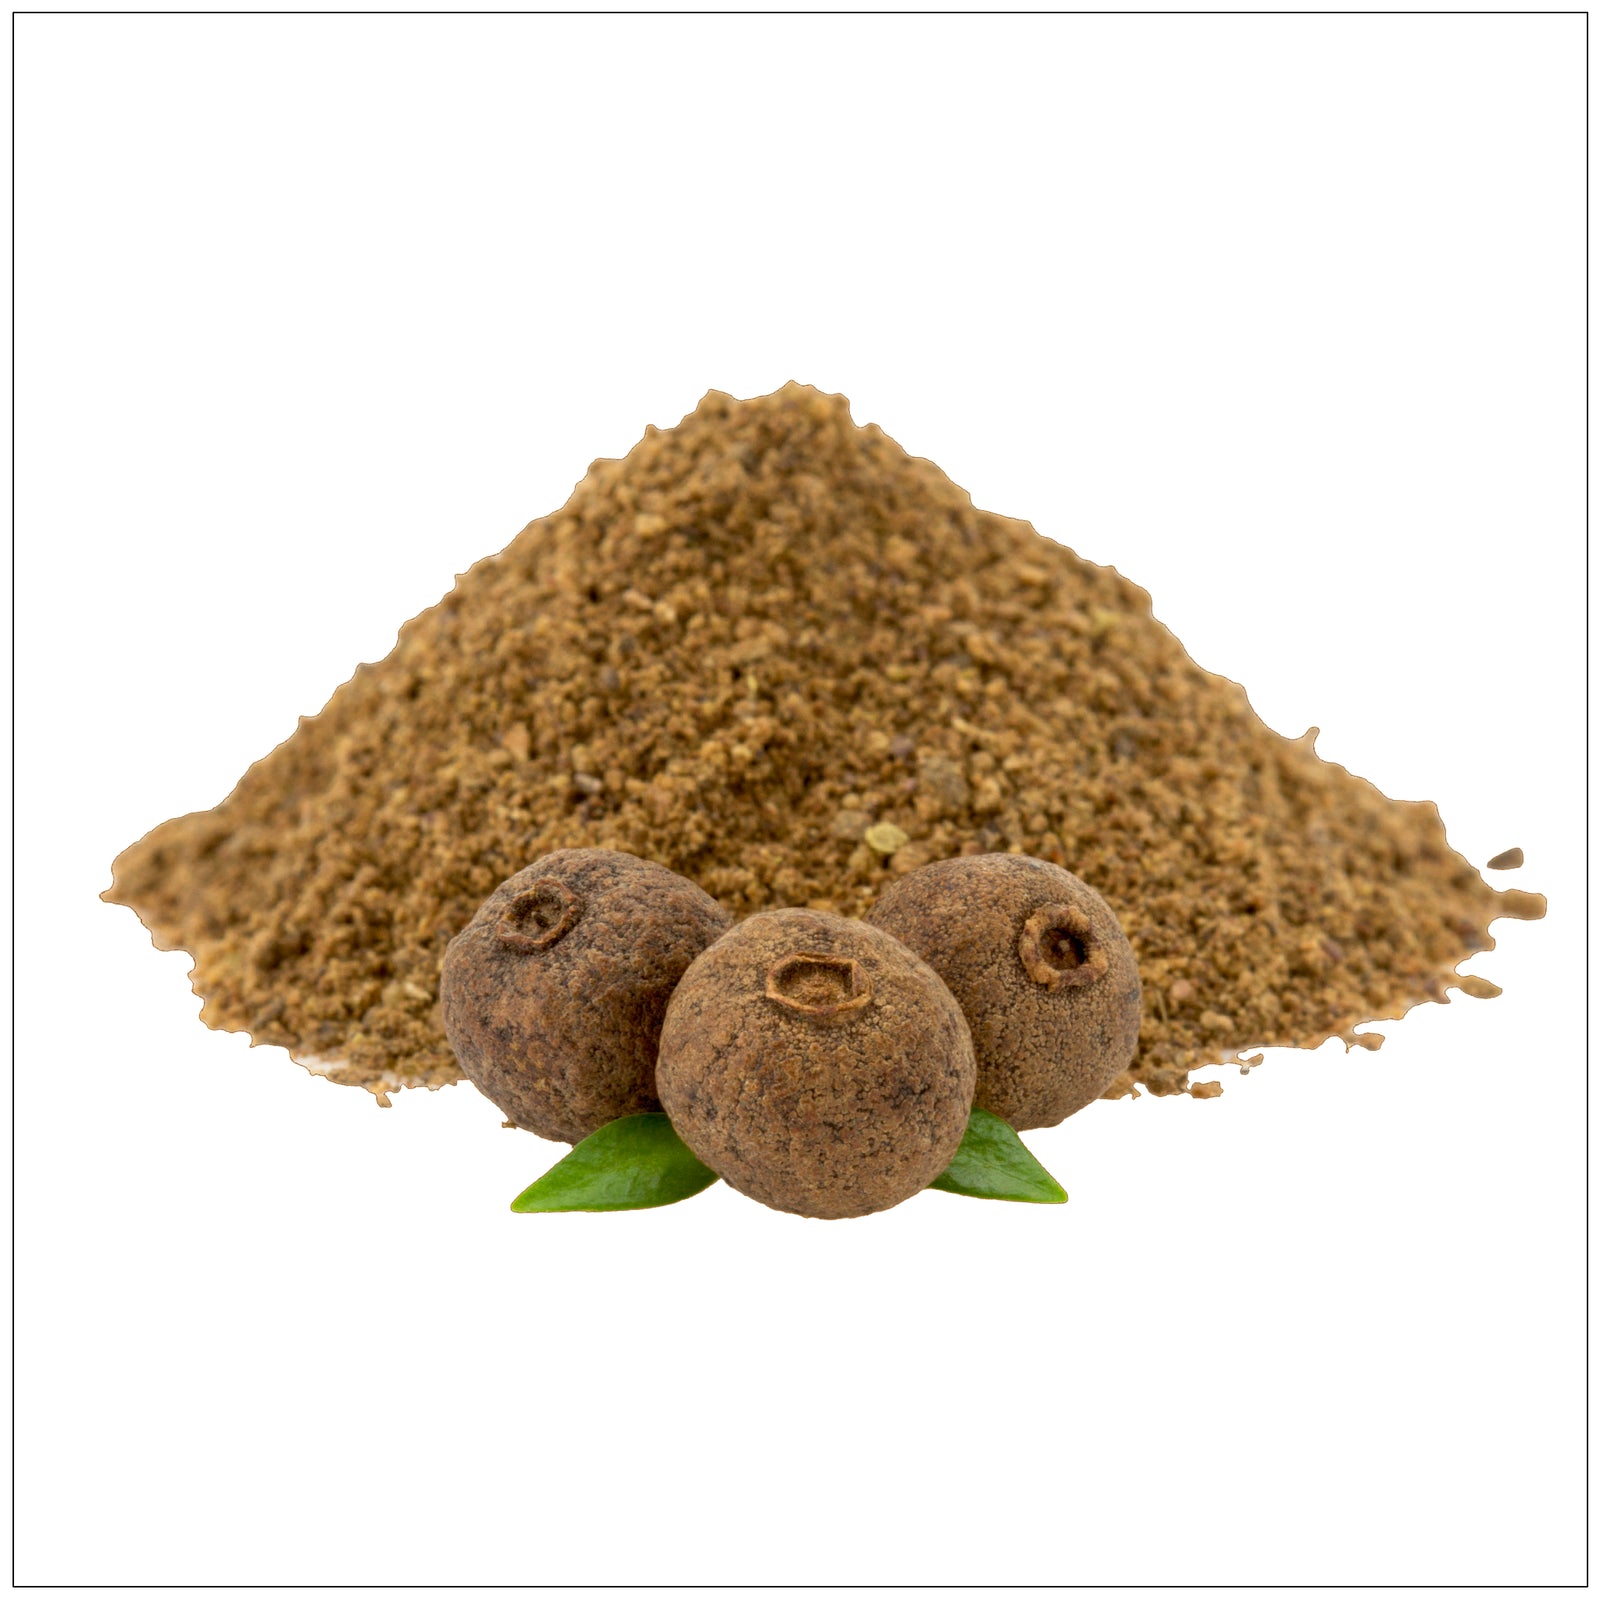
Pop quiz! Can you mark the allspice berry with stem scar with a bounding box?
[441,848,732,1143]
[656,909,976,1219]
[865,854,1142,1131]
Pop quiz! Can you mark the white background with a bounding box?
[13,13,1586,1587]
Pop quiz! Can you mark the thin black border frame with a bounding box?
[8,7,1589,1591]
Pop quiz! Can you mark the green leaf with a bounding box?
[930,1107,1067,1204]
[510,1113,719,1213]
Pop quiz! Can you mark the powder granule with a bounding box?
[106,384,1543,1102]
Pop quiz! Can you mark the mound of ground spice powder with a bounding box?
[106,384,1544,1104]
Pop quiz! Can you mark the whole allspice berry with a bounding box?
[864,854,1142,1131]
[441,848,732,1144]
[656,909,976,1220]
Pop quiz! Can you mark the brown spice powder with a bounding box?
[106,384,1543,1104]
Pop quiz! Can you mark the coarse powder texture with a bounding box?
[106,384,1544,1104]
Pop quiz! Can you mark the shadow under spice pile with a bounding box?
[105,383,1545,1101]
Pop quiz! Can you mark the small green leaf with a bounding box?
[930,1107,1067,1204]
[510,1113,719,1213]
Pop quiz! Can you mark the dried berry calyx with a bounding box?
[1018,903,1107,990]
[497,878,583,951]
[764,953,873,1017]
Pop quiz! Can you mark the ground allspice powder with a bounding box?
[106,384,1545,1105]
